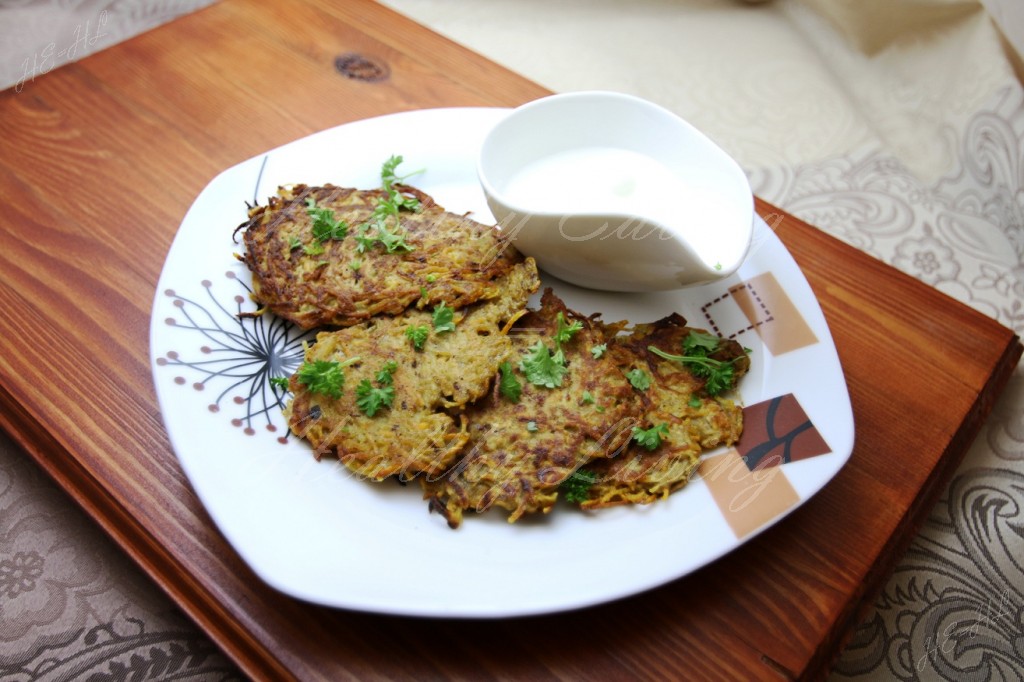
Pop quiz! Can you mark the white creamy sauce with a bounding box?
[501,147,743,268]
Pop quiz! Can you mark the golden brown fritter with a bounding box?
[239,184,524,329]
[285,258,539,482]
[422,290,645,528]
[578,315,749,508]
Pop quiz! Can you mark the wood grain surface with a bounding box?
[0,1,1019,680]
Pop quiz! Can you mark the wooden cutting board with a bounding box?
[0,0,1019,679]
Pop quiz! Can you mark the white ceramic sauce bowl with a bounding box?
[478,91,754,291]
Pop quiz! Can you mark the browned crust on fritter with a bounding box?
[285,258,540,482]
[421,290,646,528]
[239,184,523,329]
[579,315,749,509]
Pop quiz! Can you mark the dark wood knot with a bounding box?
[334,53,390,82]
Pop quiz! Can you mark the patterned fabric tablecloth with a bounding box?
[1,0,1022,679]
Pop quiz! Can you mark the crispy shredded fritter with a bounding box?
[284,258,539,481]
[240,184,524,329]
[579,315,749,508]
[421,290,645,528]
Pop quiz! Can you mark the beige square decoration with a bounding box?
[730,272,818,356]
[698,449,801,539]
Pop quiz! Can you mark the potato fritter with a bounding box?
[422,290,645,528]
[285,258,539,482]
[239,184,524,329]
[578,315,749,508]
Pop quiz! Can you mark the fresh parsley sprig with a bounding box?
[559,469,599,504]
[520,340,568,389]
[405,324,429,350]
[498,361,522,402]
[355,155,420,255]
[296,356,360,399]
[305,197,349,242]
[356,361,397,417]
[381,154,423,191]
[632,423,669,451]
[432,302,456,333]
[625,368,651,391]
[648,330,745,396]
[519,312,584,389]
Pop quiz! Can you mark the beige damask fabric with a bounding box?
[2,0,1023,679]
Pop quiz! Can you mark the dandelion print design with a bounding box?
[156,270,316,442]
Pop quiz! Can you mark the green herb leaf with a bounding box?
[432,302,456,333]
[405,324,429,350]
[590,344,607,359]
[269,376,290,390]
[355,379,395,417]
[375,219,414,253]
[649,336,742,397]
[520,340,567,389]
[287,236,302,251]
[354,223,378,253]
[497,361,522,403]
[682,330,721,354]
[632,423,669,451]
[375,361,398,386]
[559,469,599,504]
[305,197,349,242]
[581,390,595,405]
[553,312,584,347]
[526,420,539,432]
[380,154,423,191]
[625,368,652,391]
[296,357,358,399]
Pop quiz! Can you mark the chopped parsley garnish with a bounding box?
[559,469,598,504]
[296,357,359,399]
[349,259,362,270]
[375,360,398,386]
[519,312,583,389]
[432,302,456,333]
[520,340,568,389]
[353,155,421,255]
[380,154,423,191]
[356,361,397,417]
[526,420,539,432]
[553,312,584,347]
[581,390,596,405]
[648,330,746,396]
[590,344,607,359]
[688,394,702,409]
[375,217,415,253]
[405,324,429,350]
[625,368,651,391]
[305,197,349,243]
[269,376,290,390]
[498,361,522,402]
[303,242,325,256]
[632,423,669,451]
[355,216,414,254]
[287,236,301,251]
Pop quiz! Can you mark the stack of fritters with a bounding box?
[285,262,539,481]
[240,181,748,528]
[422,290,643,527]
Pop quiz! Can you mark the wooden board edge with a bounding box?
[806,335,1022,680]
